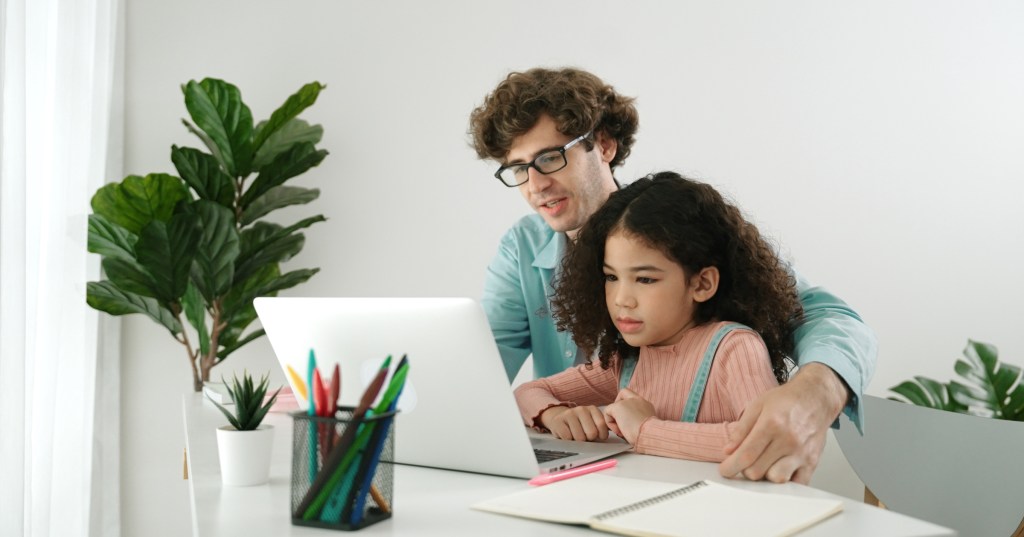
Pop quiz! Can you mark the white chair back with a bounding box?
[835,395,1024,536]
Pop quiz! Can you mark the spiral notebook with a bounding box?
[472,474,843,537]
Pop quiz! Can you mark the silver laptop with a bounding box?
[253,296,630,479]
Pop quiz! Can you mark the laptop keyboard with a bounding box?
[534,448,577,463]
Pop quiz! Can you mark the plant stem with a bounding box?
[174,308,203,392]
[200,299,226,389]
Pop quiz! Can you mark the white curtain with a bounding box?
[0,0,122,536]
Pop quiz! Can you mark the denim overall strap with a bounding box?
[618,356,638,391]
[680,323,748,423]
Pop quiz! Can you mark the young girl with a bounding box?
[514,171,802,462]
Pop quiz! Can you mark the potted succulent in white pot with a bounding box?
[209,371,281,486]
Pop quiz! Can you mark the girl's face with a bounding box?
[603,231,701,347]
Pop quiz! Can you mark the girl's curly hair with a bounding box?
[469,67,638,170]
[551,172,802,384]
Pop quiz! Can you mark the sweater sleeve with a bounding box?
[514,361,620,428]
[632,330,779,462]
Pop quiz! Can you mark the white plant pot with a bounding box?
[216,424,274,487]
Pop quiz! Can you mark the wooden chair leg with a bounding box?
[1011,514,1024,537]
[864,486,886,509]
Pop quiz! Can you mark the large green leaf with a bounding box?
[890,339,1024,422]
[171,145,236,207]
[217,265,319,362]
[181,118,226,172]
[91,174,189,235]
[235,229,303,285]
[86,280,182,335]
[889,376,966,412]
[218,286,264,361]
[217,328,265,361]
[253,267,319,298]
[239,186,320,226]
[182,282,210,358]
[218,302,260,356]
[227,266,319,322]
[183,79,254,177]
[101,257,159,299]
[135,214,201,303]
[189,201,241,302]
[950,340,1024,419]
[222,263,279,320]
[251,118,323,170]
[233,215,324,283]
[240,142,327,208]
[87,214,137,261]
[252,82,325,155]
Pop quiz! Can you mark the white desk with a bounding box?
[183,393,954,536]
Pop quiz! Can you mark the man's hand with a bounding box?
[718,363,849,484]
[603,389,655,445]
[539,405,609,441]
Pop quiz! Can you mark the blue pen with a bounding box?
[348,404,396,524]
[350,357,408,524]
[319,418,376,523]
[307,349,318,482]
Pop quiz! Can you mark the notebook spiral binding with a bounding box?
[591,480,710,521]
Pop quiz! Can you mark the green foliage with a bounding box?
[890,339,1024,421]
[209,372,281,431]
[85,78,327,391]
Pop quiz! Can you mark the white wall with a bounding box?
[122,1,1024,535]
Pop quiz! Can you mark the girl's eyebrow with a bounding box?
[629,265,665,273]
[603,263,666,273]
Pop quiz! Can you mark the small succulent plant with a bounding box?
[209,371,282,431]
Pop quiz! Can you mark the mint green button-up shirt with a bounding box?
[482,214,877,431]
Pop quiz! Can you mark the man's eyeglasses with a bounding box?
[494,131,592,188]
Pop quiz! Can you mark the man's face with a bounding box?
[503,115,618,238]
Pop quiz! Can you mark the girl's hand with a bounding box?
[603,389,655,445]
[539,405,610,441]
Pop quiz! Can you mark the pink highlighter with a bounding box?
[527,458,618,486]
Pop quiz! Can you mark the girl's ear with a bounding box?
[691,267,719,303]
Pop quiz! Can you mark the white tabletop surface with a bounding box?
[183,393,954,537]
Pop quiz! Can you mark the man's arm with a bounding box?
[719,272,878,483]
[482,232,533,382]
[789,272,877,430]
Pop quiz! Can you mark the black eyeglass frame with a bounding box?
[493,131,593,187]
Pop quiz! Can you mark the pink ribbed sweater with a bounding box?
[514,321,779,462]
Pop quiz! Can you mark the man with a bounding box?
[468,67,876,484]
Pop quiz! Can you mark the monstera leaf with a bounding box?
[86,78,328,391]
[891,339,1024,422]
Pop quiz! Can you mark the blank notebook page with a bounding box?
[590,479,843,537]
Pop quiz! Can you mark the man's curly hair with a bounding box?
[469,67,638,169]
[550,172,802,384]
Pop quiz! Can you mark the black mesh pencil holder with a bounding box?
[290,407,397,530]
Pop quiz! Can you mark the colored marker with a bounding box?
[527,458,618,486]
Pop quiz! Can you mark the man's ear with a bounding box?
[691,267,719,303]
[595,130,618,165]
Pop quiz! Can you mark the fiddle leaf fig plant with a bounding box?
[86,78,327,391]
[890,339,1024,421]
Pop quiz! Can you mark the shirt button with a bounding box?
[565,351,572,357]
